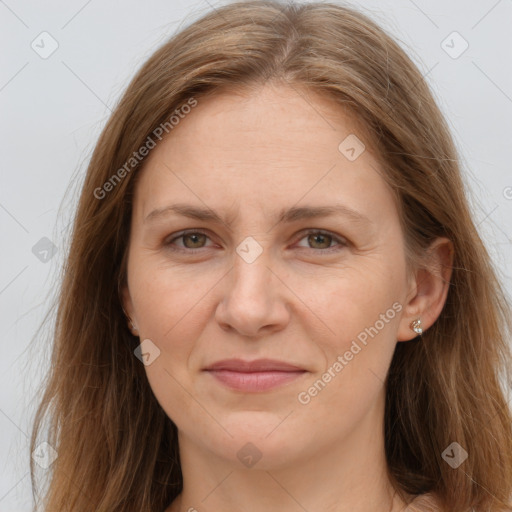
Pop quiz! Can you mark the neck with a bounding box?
[166,391,409,512]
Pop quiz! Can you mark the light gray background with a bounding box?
[1,0,511,510]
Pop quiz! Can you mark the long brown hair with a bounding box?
[30,1,512,511]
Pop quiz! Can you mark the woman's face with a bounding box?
[123,83,419,468]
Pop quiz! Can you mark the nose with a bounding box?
[215,250,291,338]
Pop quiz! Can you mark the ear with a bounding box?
[121,283,139,335]
[397,237,454,341]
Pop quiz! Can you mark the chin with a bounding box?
[203,414,308,470]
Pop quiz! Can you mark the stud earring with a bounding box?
[410,318,423,335]
[128,319,139,335]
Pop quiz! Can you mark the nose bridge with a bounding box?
[215,237,289,336]
[229,230,272,286]
[229,239,273,308]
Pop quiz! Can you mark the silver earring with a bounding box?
[410,318,423,335]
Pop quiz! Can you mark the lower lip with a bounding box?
[205,369,306,392]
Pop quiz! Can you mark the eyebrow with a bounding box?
[144,202,372,227]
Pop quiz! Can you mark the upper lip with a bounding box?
[204,358,306,372]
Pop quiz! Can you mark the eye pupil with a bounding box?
[308,233,331,249]
[183,233,206,248]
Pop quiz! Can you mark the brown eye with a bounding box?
[295,229,348,253]
[165,230,213,252]
[181,233,207,249]
[307,233,332,249]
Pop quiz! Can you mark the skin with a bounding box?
[122,83,452,512]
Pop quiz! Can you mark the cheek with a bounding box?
[291,257,405,402]
[127,261,222,421]
[292,292,401,436]
[129,263,220,428]
[293,258,405,350]
[129,259,222,345]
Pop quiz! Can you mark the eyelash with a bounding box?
[164,229,348,255]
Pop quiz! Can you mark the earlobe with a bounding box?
[120,284,139,336]
[127,318,139,336]
[397,237,454,342]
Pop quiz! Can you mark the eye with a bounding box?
[295,229,348,252]
[165,230,214,252]
[164,229,348,254]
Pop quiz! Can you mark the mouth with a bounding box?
[203,358,308,392]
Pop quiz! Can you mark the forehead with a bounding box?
[133,83,396,224]
[155,83,367,157]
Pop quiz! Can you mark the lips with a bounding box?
[203,358,307,392]
[204,358,305,373]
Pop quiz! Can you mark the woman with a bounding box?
[30,1,512,511]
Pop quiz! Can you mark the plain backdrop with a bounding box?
[0,0,511,510]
